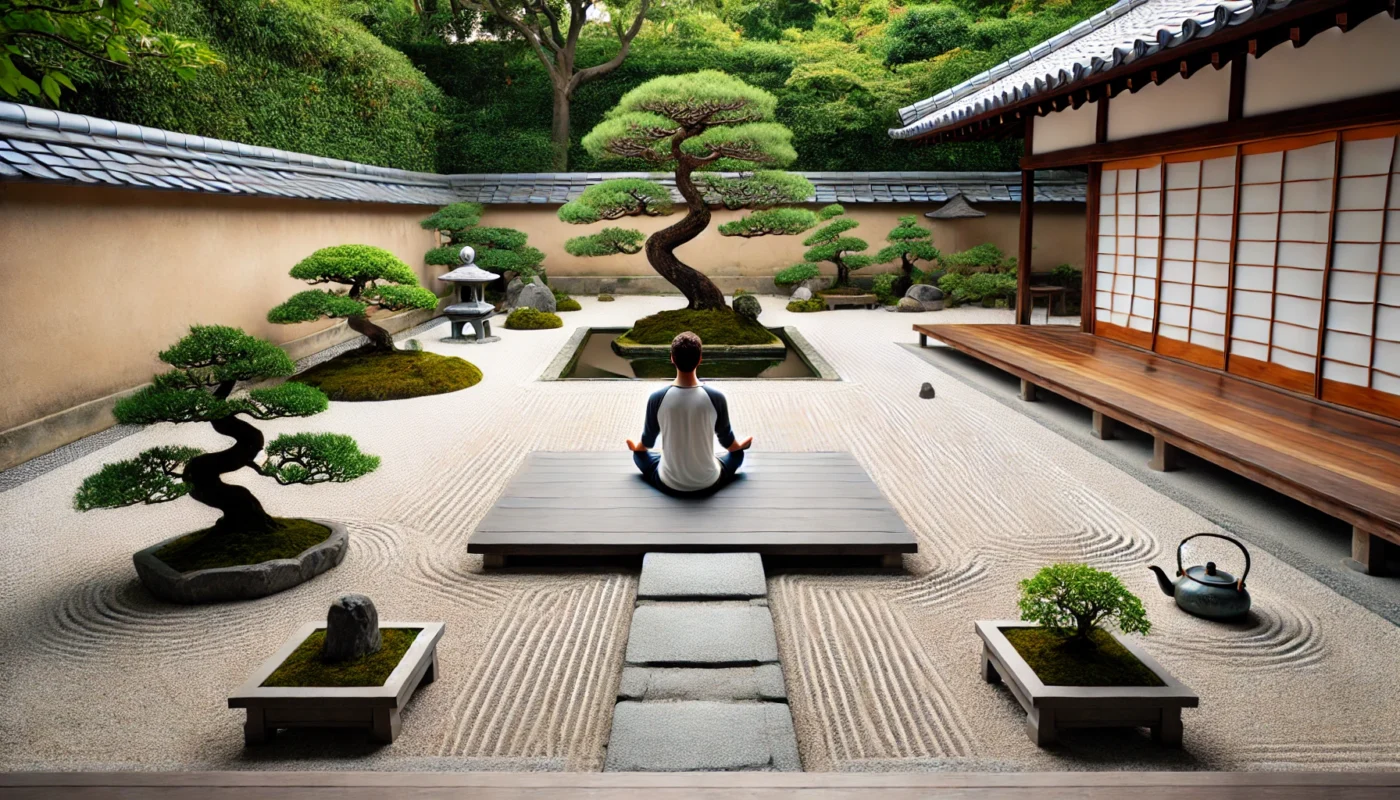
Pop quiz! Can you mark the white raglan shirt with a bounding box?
[639,384,736,492]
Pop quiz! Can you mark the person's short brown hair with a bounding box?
[671,331,702,372]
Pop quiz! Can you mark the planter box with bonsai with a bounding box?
[979,564,1198,747]
[230,595,444,744]
[73,326,380,604]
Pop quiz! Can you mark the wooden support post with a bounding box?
[1016,117,1035,325]
[1020,379,1038,402]
[243,708,270,746]
[882,553,905,570]
[919,332,928,348]
[1347,527,1393,576]
[1154,709,1185,748]
[1026,706,1057,747]
[482,554,506,569]
[981,647,1002,684]
[1091,411,1117,440]
[371,707,402,744]
[1151,436,1183,472]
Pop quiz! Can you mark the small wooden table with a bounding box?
[1026,286,1066,322]
[822,293,879,310]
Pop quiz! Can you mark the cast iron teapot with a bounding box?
[1149,533,1251,621]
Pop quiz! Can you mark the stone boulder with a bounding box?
[517,281,557,313]
[321,594,381,663]
[790,286,813,302]
[897,297,923,312]
[905,284,944,303]
[919,382,936,399]
[733,294,762,321]
[505,277,525,308]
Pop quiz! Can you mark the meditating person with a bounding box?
[627,331,753,494]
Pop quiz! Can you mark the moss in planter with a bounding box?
[261,628,422,688]
[630,357,780,379]
[1002,627,1164,687]
[618,309,779,347]
[506,308,564,329]
[155,518,331,574]
[786,299,825,313]
[294,350,482,402]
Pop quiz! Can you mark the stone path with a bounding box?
[604,552,801,772]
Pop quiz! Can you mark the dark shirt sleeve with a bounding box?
[640,387,667,449]
[703,386,736,448]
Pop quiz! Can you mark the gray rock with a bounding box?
[516,282,557,313]
[905,284,944,302]
[733,293,762,321]
[321,594,381,662]
[604,701,800,771]
[638,552,766,599]
[618,664,786,702]
[799,278,824,294]
[505,277,525,308]
[897,297,923,312]
[919,382,936,399]
[790,286,812,302]
[133,520,348,604]
[625,603,779,666]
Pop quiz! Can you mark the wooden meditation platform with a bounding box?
[915,324,1400,575]
[468,452,917,567]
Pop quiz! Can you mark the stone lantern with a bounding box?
[439,246,500,343]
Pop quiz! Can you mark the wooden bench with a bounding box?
[467,452,917,567]
[915,323,1400,576]
[822,293,879,310]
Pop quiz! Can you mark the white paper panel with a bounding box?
[1194,309,1227,335]
[1096,291,1113,310]
[1113,293,1132,313]
[1322,359,1370,387]
[1133,277,1157,299]
[1166,189,1198,215]
[1166,162,1200,188]
[1377,305,1400,340]
[1383,245,1400,274]
[1191,331,1226,350]
[1163,239,1195,260]
[1164,216,1196,239]
[1277,267,1325,297]
[1128,315,1154,332]
[1202,157,1237,187]
[1236,241,1276,266]
[1277,242,1328,270]
[1380,274,1400,304]
[1197,215,1233,240]
[1201,187,1235,215]
[1386,212,1400,241]
[1232,313,1271,342]
[1328,270,1378,303]
[1139,192,1162,216]
[1138,216,1161,237]
[1324,329,1373,364]
[1195,286,1228,313]
[1161,279,1193,303]
[1137,239,1159,258]
[1278,212,1331,243]
[1334,210,1385,242]
[1117,217,1136,236]
[1120,170,1138,193]
[1340,137,1395,176]
[1333,243,1382,272]
[1275,295,1322,328]
[1117,254,1135,272]
[1240,184,1281,213]
[1197,239,1231,264]
[1197,262,1229,286]
[1283,142,1336,180]
[1337,175,1388,210]
[1272,345,1317,373]
[1281,179,1333,213]
[1375,340,1400,373]
[1096,307,1113,321]
[1242,151,1283,184]
[1326,300,1375,334]
[1372,370,1400,396]
[1161,261,1194,284]
[1160,305,1190,327]
[1233,289,1273,319]
[1232,340,1269,361]
[1101,170,1118,193]
[1238,213,1278,240]
[1138,166,1162,192]
[1098,235,1117,255]
[1111,311,1130,327]
[1391,175,1400,208]
[1158,323,1190,341]
[1119,194,1137,215]
[1235,266,1274,292]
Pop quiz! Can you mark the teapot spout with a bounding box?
[1148,565,1175,597]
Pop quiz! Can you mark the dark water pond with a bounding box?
[561,328,818,380]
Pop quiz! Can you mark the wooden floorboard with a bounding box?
[916,324,1400,544]
[467,451,918,558]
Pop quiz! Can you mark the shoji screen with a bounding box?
[1320,127,1400,417]
[1156,149,1237,368]
[1228,135,1337,393]
[1094,158,1162,348]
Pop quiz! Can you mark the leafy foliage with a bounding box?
[558,179,674,223]
[424,204,545,278]
[719,207,818,238]
[289,244,420,287]
[875,215,940,268]
[785,297,825,312]
[774,262,820,287]
[798,205,873,286]
[566,227,647,257]
[943,242,1011,274]
[73,446,203,510]
[419,202,484,233]
[938,271,1017,307]
[236,382,330,420]
[871,272,899,305]
[266,291,368,324]
[260,432,381,485]
[271,245,436,325]
[505,307,563,329]
[0,0,219,105]
[698,171,813,209]
[1018,563,1151,642]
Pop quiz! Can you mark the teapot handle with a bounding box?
[1177,532,1251,590]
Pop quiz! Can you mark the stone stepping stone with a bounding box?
[638,552,766,599]
[618,664,787,702]
[625,603,779,666]
[604,701,800,771]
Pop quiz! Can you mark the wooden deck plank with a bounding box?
[467,452,917,558]
[915,324,1400,545]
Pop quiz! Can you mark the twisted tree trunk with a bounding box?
[646,148,726,311]
[183,382,275,535]
[347,280,395,352]
[892,255,915,298]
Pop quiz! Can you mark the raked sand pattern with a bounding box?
[1,296,1398,772]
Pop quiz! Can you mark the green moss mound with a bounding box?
[155,518,331,574]
[598,294,616,302]
[786,299,825,313]
[261,628,421,688]
[556,297,583,312]
[293,350,481,402]
[506,308,564,329]
[1003,627,1164,687]
[618,309,779,347]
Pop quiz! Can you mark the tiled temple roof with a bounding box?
[0,102,1084,204]
[890,0,1301,140]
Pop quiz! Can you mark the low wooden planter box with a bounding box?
[229,621,445,745]
[822,293,879,310]
[976,621,1198,747]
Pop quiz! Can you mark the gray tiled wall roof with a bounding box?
[890,0,1301,140]
[0,102,1084,205]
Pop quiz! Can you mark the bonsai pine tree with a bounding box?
[774,205,873,290]
[74,326,379,536]
[422,203,545,281]
[268,245,438,353]
[876,216,942,298]
[565,71,808,310]
[1018,564,1151,646]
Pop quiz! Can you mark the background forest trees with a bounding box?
[52,0,1115,173]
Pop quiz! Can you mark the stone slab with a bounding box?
[625,604,779,666]
[618,665,787,702]
[604,701,800,772]
[638,552,767,599]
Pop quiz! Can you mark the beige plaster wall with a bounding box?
[1107,59,1232,142]
[1033,100,1099,154]
[480,202,1085,281]
[0,183,443,435]
[1244,14,1400,117]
